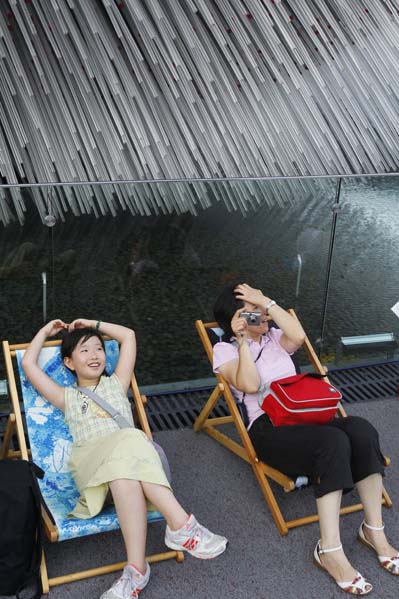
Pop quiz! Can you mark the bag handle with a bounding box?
[275,372,327,386]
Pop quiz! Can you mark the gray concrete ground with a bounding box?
[1,398,398,599]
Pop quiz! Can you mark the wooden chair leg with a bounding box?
[40,551,50,594]
[0,413,16,458]
[46,550,183,588]
[382,485,393,508]
[193,384,223,432]
[251,459,289,535]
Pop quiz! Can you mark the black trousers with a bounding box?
[248,414,385,498]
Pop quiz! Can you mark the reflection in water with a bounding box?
[0,178,398,385]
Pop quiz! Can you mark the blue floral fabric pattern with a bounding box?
[16,341,163,542]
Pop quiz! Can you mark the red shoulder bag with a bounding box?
[260,372,342,427]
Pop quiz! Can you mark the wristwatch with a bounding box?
[265,300,277,315]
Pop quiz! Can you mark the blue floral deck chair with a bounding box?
[1,338,183,594]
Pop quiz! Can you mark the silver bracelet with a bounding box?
[265,300,277,315]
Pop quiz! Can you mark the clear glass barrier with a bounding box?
[1,178,338,386]
[0,198,53,342]
[324,176,399,366]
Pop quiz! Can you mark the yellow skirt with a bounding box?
[68,428,171,519]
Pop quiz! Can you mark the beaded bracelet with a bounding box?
[95,320,102,331]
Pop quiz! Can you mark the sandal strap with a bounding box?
[363,520,385,531]
[337,572,372,594]
[318,542,343,555]
[379,554,399,561]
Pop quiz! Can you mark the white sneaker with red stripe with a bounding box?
[164,514,228,559]
[100,563,150,599]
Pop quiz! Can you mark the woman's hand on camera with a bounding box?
[42,319,68,337]
[234,283,270,309]
[231,308,249,343]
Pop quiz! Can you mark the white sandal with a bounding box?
[358,521,399,576]
[314,540,373,595]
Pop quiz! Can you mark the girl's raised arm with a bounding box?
[68,319,136,394]
[22,320,68,411]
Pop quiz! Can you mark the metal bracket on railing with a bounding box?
[42,271,47,323]
[331,202,342,214]
[295,253,303,304]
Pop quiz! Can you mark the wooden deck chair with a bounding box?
[1,337,183,594]
[193,309,392,536]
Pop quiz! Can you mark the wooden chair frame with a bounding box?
[1,338,183,593]
[193,309,392,536]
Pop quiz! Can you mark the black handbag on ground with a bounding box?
[0,459,44,598]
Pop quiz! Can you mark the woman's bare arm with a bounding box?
[217,309,261,393]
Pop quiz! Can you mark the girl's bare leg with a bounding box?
[109,479,147,572]
[141,481,189,529]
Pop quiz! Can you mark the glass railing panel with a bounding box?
[0,188,53,407]
[3,174,399,392]
[323,175,399,366]
[0,190,53,344]
[46,178,338,385]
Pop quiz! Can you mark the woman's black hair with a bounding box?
[61,328,106,375]
[213,281,245,340]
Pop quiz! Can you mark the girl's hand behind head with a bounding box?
[68,318,94,331]
[42,319,68,337]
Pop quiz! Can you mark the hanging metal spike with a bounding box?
[1,0,399,225]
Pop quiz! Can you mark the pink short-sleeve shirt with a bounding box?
[213,328,296,429]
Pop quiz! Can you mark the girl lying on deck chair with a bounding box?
[213,282,398,596]
[23,318,227,599]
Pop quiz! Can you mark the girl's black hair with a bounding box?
[213,281,245,340]
[61,328,106,374]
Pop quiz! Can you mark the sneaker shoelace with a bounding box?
[110,568,143,598]
[110,571,131,597]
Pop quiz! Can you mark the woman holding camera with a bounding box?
[212,281,398,596]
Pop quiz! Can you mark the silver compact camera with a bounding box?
[240,311,261,326]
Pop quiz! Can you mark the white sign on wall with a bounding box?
[391,301,399,319]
